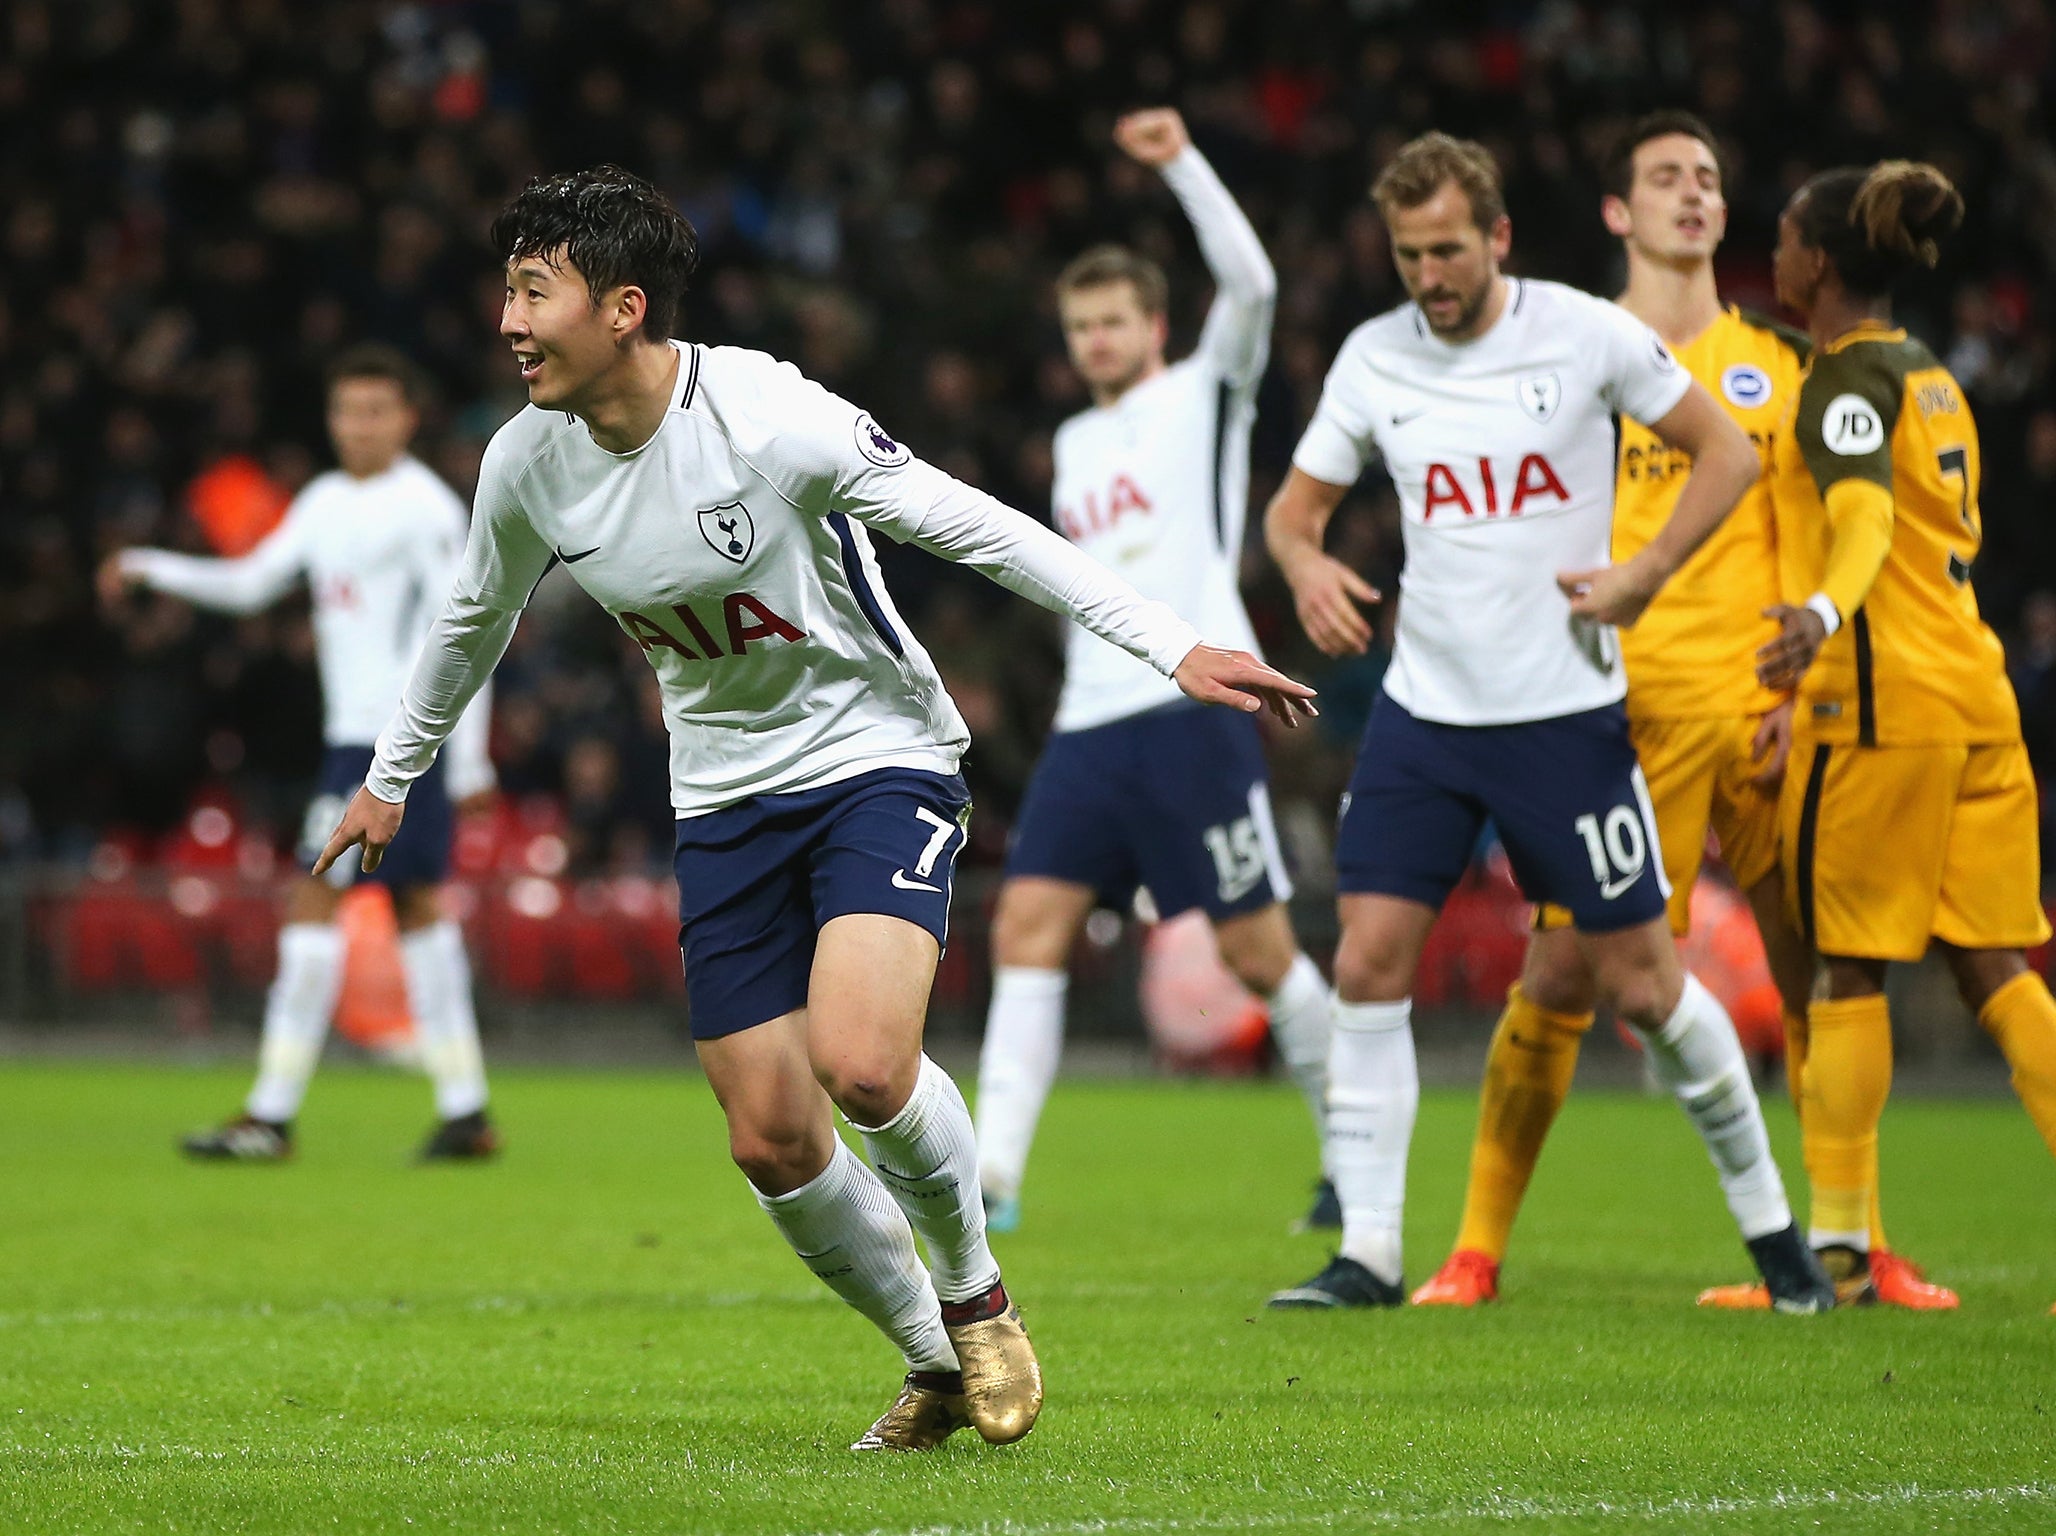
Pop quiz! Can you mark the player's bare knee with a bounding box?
[1596,955,1677,1032]
[1332,940,1414,1005]
[728,1121,821,1193]
[1214,908,1295,995]
[1942,944,2027,1017]
[1522,931,1596,1016]
[815,1056,918,1129]
[991,883,1077,970]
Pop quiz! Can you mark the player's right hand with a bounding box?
[313,785,406,876]
[1173,645,1318,727]
[1113,107,1190,167]
[1287,554,1381,657]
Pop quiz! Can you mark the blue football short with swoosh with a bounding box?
[673,767,971,1039]
[1005,701,1291,921]
[1337,690,1669,933]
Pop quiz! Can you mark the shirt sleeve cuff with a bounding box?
[1804,593,1843,638]
[363,768,412,805]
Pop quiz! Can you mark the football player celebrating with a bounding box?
[974,108,1334,1236]
[1415,113,1951,1310]
[1262,133,1832,1312]
[315,167,1314,1449]
[102,345,498,1163]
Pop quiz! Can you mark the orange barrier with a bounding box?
[332,885,417,1060]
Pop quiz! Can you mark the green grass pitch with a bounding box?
[3,1060,2053,1534]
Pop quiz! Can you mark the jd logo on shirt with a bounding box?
[699,502,755,564]
[1822,393,1884,456]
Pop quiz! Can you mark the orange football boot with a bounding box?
[1868,1250,1959,1310]
[1411,1249,1499,1306]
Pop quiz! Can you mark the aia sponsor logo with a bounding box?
[1420,455,1570,520]
[618,594,806,661]
[1057,473,1153,541]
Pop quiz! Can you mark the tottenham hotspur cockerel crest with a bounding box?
[698,502,755,564]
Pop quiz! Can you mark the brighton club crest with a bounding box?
[698,502,755,564]
[1517,372,1561,423]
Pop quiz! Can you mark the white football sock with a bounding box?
[755,1139,956,1372]
[1639,972,1793,1241]
[1263,953,1333,1171]
[854,1056,1001,1305]
[400,920,489,1120]
[245,923,346,1124]
[974,966,1067,1203]
[1327,996,1418,1284]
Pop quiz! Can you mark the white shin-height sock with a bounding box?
[1639,972,1792,1240]
[400,919,489,1119]
[756,1139,957,1372]
[1263,952,1333,1166]
[245,922,347,1124]
[974,966,1067,1203]
[854,1056,1001,1305]
[1327,996,1418,1285]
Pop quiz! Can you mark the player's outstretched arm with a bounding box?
[1559,381,1754,627]
[1264,467,1380,657]
[95,515,309,616]
[853,456,1317,726]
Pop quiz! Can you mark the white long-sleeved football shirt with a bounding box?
[120,456,495,798]
[1050,146,1274,733]
[368,342,1206,816]
[1292,278,1693,726]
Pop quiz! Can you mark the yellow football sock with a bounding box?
[1800,993,1893,1248]
[1977,970,2056,1158]
[1452,984,1594,1262]
[1782,1008,1808,1108]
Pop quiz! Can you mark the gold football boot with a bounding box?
[942,1284,1043,1445]
[850,1371,972,1452]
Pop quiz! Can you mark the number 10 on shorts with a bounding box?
[1572,771,1664,903]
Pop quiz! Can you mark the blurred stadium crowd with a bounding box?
[5,0,2056,882]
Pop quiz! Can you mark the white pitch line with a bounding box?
[804,1482,2056,1536]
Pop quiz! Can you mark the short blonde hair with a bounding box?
[1055,243,1169,317]
[1371,132,1506,230]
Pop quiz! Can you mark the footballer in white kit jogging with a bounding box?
[314,166,1315,1451]
[103,345,499,1164]
[1262,133,1829,1314]
[973,109,1337,1238]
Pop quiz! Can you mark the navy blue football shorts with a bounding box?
[673,767,971,1040]
[297,744,452,890]
[1336,691,1669,933]
[1005,701,1292,921]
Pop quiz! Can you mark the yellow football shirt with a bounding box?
[1771,322,2019,746]
[1613,306,1807,720]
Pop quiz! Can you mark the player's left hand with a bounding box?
[1173,644,1318,727]
[1114,108,1190,168]
[1748,698,1795,787]
[1557,561,1661,627]
[1755,604,1828,691]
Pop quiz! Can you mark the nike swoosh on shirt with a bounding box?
[891,869,942,893]
[557,545,602,563]
[1389,408,1429,426]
